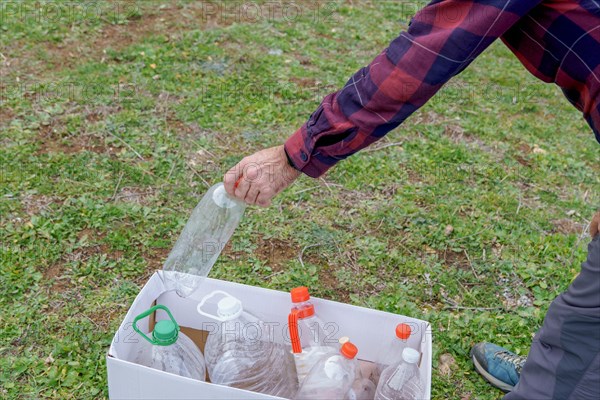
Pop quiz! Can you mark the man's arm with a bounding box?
[225,0,542,204]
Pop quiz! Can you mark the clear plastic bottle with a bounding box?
[161,183,246,297]
[198,291,298,398]
[372,323,412,383]
[132,305,206,380]
[295,341,359,400]
[289,287,338,383]
[291,287,330,347]
[338,337,376,400]
[374,348,423,400]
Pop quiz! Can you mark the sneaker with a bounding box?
[470,342,526,392]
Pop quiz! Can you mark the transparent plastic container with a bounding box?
[295,341,359,400]
[132,305,206,381]
[338,337,376,400]
[372,323,412,383]
[349,377,377,400]
[198,291,298,398]
[374,348,424,400]
[161,183,246,298]
[289,287,338,384]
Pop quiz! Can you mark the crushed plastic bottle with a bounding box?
[374,348,424,400]
[289,287,338,384]
[372,323,412,383]
[295,341,360,400]
[198,291,298,398]
[132,305,206,380]
[161,183,246,297]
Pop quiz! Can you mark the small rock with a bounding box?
[45,354,54,365]
[566,209,576,217]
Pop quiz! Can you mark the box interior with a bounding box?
[108,272,432,399]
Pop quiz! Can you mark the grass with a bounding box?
[1,1,598,399]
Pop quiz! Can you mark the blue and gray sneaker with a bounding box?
[471,342,526,392]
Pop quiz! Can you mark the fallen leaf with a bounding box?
[149,63,157,69]
[444,224,454,236]
[532,144,547,154]
[439,353,456,376]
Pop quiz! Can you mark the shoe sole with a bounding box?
[471,354,514,393]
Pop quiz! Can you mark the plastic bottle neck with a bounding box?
[293,301,315,319]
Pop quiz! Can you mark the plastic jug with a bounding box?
[374,348,424,400]
[289,287,338,383]
[295,341,360,400]
[132,305,206,380]
[372,323,412,383]
[198,290,298,398]
[161,183,246,297]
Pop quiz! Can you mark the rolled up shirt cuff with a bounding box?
[284,125,325,178]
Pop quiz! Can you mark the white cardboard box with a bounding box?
[107,272,432,399]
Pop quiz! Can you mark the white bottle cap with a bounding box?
[212,183,238,209]
[217,296,243,320]
[402,348,420,364]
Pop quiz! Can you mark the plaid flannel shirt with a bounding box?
[285,0,600,178]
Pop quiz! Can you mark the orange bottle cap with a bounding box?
[340,342,358,359]
[396,323,411,340]
[291,286,310,303]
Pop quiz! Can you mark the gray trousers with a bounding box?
[505,236,600,399]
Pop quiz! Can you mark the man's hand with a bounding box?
[223,145,301,207]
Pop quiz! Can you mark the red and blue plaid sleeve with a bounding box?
[285,0,543,178]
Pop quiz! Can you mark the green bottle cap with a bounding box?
[133,305,180,347]
[152,320,179,345]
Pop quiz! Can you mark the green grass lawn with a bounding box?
[1,1,598,398]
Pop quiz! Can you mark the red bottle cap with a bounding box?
[340,342,358,359]
[396,323,411,340]
[291,286,310,303]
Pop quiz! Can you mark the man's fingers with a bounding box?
[245,186,260,205]
[223,166,240,196]
[234,174,251,200]
[223,157,250,196]
[256,193,272,207]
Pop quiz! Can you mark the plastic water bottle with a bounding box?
[374,348,423,400]
[295,341,359,400]
[161,183,246,297]
[337,337,376,400]
[372,323,412,383]
[350,376,377,400]
[198,291,298,398]
[289,287,338,383]
[132,305,206,380]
